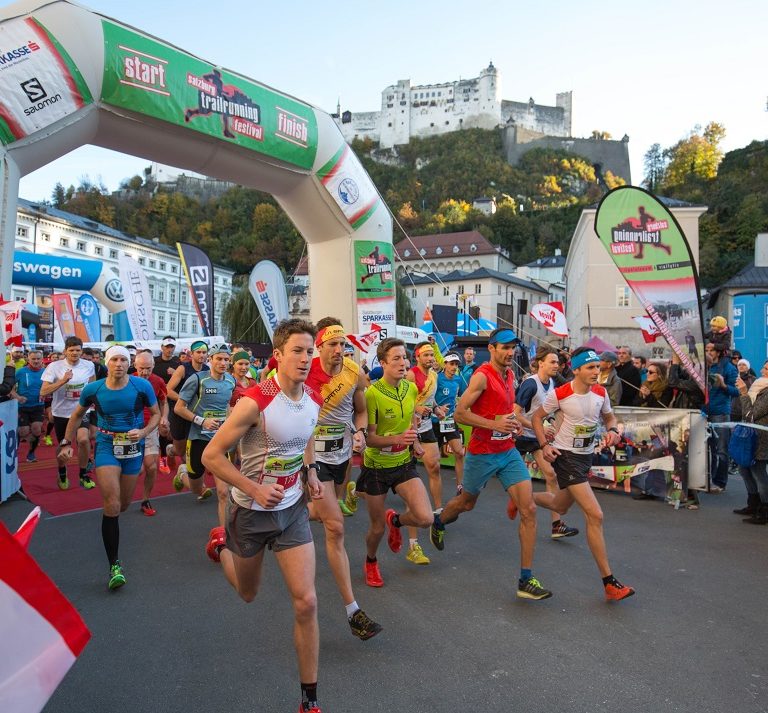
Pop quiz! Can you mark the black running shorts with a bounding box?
[552,449,592,489]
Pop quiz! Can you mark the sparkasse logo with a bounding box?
[0,41,41,68]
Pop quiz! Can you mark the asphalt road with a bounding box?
[2,471,767,713]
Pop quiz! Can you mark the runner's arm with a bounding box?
[165,365,185,402]
[63,403,88,444]
[174,397,219,432]
[128,403,161,441]
[455,371,514,432]
[601,410,620,446]
[39,370,69,398]
[351,370,368,451]
[303,439,322,499]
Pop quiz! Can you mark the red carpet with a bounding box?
[16,442,214,517]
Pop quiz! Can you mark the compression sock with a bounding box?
[58,466,67,482]
[520,568,532,582]
[101,515,120,566]
[366,556,377,564]
[391,513,402,528]
[300,682,318,710]
[28,436,39,453]
[602,574,618,587]
[79,467,86,478]
[46,422,54,436]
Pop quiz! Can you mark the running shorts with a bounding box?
[432,420,462,449]
[53,414,90,442]
[93,438,144,475]
[226,496,312,557]
[316,459,350,485]
[552,449,592,489]
[463,448,530,495]
[144,428,160,456]
[169,408,191,442]
[18,406,45,428]
[356,460,419,496]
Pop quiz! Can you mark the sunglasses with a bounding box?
[647,370,659,374]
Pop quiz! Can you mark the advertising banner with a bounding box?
[529,301,568,337]
[318,144,381,229]
[0,299,23,347]
[34,288,54,345]
[353,240,396,337]
[13,252,102,291]
[51,294,76,338]
[118,255,155,341]
[101,21,317,170]
[248,260,290,342]
[75,294,101,342]
[177,243,214,336]
[0,400,19,501]
[0,16,92,145]
[594,186,706,392]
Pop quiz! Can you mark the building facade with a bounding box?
[13,199,234,340]
[334,63,571,149]
[564,200,706,356]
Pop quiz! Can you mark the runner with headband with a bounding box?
[433,352,465,496]
[304,318,382,640]
[530,347,635,602]
[59,345,159,590]
[431,328,552,601]
[201,319,324,713]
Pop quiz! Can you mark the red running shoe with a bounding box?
[298,703,321,713]
[506,497,518,520]
[158,457,170,475]
[364,560,384,588]
[141,500,157,517]
[604,580,635,601]
[206,526,227,562]
[385,509,402,553]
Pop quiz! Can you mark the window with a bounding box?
[76,241,86,252]
[149,260,156,269]
[157,312,165,330]
[428,287,434,297]
[616,286,630,308]
[436,247,442,255]
[475,284,482,294]
[403,249,411,258]
[419,248,426,256]
[169,313,177,332]
[109,249,118,259]
[16,226,28,238]
[411,289,417,298]
[458,285,465,294]
[443,286,450,296]
[171,265,178,274]
[452,246,459,254]
[214,276,220,285]
[498,285,502,295]
[160,262,166,271]
[94,246,103,256]
[148,284,155,299]
[170,287,177,303]
[41,231,51,242]
[180,315,188,333]
[158,288,165,302]
[138,257,145,265]
[59,237,69,247]
[181,291,187,306]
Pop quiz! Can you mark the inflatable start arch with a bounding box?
[0,0,395,360]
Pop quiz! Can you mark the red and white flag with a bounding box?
[346,324,383,354]
[530,301,569,337]
[633,315,661,343]
[0,298,24,348]
[0,511,90,713]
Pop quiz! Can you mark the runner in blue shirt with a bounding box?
[14,350,46,462]
[433,352,465,494]
[60,345,160,590]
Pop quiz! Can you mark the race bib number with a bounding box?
[381,442,407,454]
[112,432,140,459]
[439,418,455,433]
[314,424,345,453]
[572,424,597,449]
[201,409,227,438]
[260,453,304,482]
[491,430,512,441]
[65,382,84,400]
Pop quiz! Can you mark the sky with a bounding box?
[16,0,768,202]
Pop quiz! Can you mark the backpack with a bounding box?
[729,424,757,467]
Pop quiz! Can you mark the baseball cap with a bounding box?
[444,352,461,363]
[210,343,231,355]
[710,316,728,330]
[488,328,517,345]
[599,351,618,363]
[161,337,176,347]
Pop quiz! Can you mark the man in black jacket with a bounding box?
[616,346,641,407]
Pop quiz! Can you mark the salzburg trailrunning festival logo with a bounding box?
[609,206,672,260]
[359,245,392,288]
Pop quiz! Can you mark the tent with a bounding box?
[582,335,617,353]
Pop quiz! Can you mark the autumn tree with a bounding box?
[661,122,726,190]
[642,143,666,192]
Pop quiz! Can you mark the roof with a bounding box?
[394,230,508,261]
[400,266,547,293]
[716,262,768,290]
[524,254,566,268]
[17,198,233,272]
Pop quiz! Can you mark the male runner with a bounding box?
[174,344,235,528]
[134,351,169,516]
[358,337,434,587]
[404,340,447,564]
[40,336,96,490]
[513,346,579,538]
[60,346,159,590]
[433,352,465,495]
[201,319,324,713]
[431,328,552,601]
[14,350,46,462]
[530,347,635,602]
[166,340,209,478]
[153,336,180,473]
[305,318,382,640]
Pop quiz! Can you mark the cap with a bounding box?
[738,358,750,370]
[710,316,728,330]
[126,344,137,354]
[488,328,517,345]
[210,343,231,355]
[599,351,618,364]
[161,337,176,346]
[444,352,461,363]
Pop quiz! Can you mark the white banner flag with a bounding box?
[529,301,569,337]
[248,261,290,341]
[0,300,24,347]
[117,255,154,341]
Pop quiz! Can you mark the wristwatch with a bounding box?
[306,463,318,472]
[59,438,70,447]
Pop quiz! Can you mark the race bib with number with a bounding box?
[201,409,227,438]
[314,424,345,453]
[572,424,597,449]
[260,453,304,483]
[65,382,85,400]
[491,415,513,441]
[112,432,140,459]
[381,442,407,454]
[439,418,455,433]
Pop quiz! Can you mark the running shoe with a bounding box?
[384,509,402,553]
[551,521,579,539]
[80,475,95,490]
[158,457,170,475]
[173,466,186,492]
[604,580,635,602]
[108,561,126,590]
[338,498,354,517]
[43,435,53,446]
[197,487,213,502]
[406,541,430,565]
[364,560,384,588]
[430,521,445,551]
[298,703,321,713]
[348,609,383,640]
[206,526,227,562]
[141,500,157,517]
[517,576,553,600]
[26,452,38,463]
[85,459,95,474]
[344,481,359,513]
[57,476,69,491]
[506,497,518,520]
